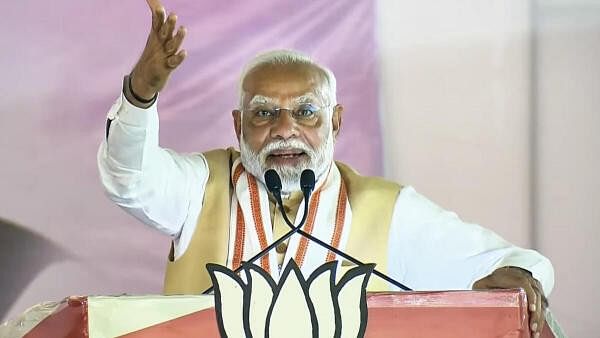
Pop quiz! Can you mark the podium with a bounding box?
[2,290,561,338]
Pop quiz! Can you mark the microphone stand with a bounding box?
[201,170,312,294]
[273,198,412,290]
[202,169,412,294]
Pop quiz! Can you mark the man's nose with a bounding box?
[270,110,299,140]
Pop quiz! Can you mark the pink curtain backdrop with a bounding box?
[0,1,381,321]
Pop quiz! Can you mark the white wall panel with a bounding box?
[535,1,600,336]
[377,0,600,335]
[376,1,532,246]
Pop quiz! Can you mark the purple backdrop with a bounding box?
[0,0,381,321]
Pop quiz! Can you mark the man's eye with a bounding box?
[295,108,317,118]
[256,110,274,117]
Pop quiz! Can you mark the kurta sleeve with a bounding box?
[387,186,554,295]
[97,87,209,258]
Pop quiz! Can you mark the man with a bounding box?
[98,1,553,336]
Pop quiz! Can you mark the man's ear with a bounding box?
[232,109,242,142]
[332,104,343,139]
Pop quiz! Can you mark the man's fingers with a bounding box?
[532,286,544,336]
[150,7,159,31]
[523,283,537,313]
[532,278,548,308]
[472,268,546,337]
[146,0,163,12]
[166,50,187,68]
[153,7,166,33]
[165,26,187,54]
[160,13,177,40]
[522,281,543,336]
[534,285,546,337]
[165,13,178,38]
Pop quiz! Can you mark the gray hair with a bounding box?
[238,49,337,110]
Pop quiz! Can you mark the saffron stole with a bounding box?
[226,158,352,280]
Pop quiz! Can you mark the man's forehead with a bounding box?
[242,63,326,99]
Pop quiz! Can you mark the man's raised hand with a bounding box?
[129,0,187,102]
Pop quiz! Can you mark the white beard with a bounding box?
[239,129,334,194]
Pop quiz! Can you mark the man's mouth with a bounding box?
[267,149,307,160]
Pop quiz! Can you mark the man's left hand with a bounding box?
[473,266,547,338]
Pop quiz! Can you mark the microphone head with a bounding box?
[264,169,282,194]
[300,169,316,193]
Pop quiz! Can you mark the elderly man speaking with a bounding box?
[97,1,553,336]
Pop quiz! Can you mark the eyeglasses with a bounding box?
[243,103,330,126]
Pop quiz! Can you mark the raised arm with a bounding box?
[98,1,208,245]
[128,0,187,106]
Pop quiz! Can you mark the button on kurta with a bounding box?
[276,242,288,254]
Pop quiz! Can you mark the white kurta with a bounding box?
[97,91,555,295]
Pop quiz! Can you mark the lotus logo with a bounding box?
[207,260,374,338]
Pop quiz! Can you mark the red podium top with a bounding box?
[11,290,556,338]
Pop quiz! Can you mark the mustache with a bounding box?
[258,139,315,158]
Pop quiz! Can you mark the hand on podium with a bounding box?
[474,266,547,338]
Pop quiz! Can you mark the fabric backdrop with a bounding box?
[0,0,381,321]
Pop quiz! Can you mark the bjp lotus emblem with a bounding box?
[207,260,374,338]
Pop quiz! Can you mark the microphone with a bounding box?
[264,169,282,196]
[265,169,314,228]
[300,169,315,198]
[265,168,314,196]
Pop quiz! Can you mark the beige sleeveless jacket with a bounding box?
[164,148,401,294]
